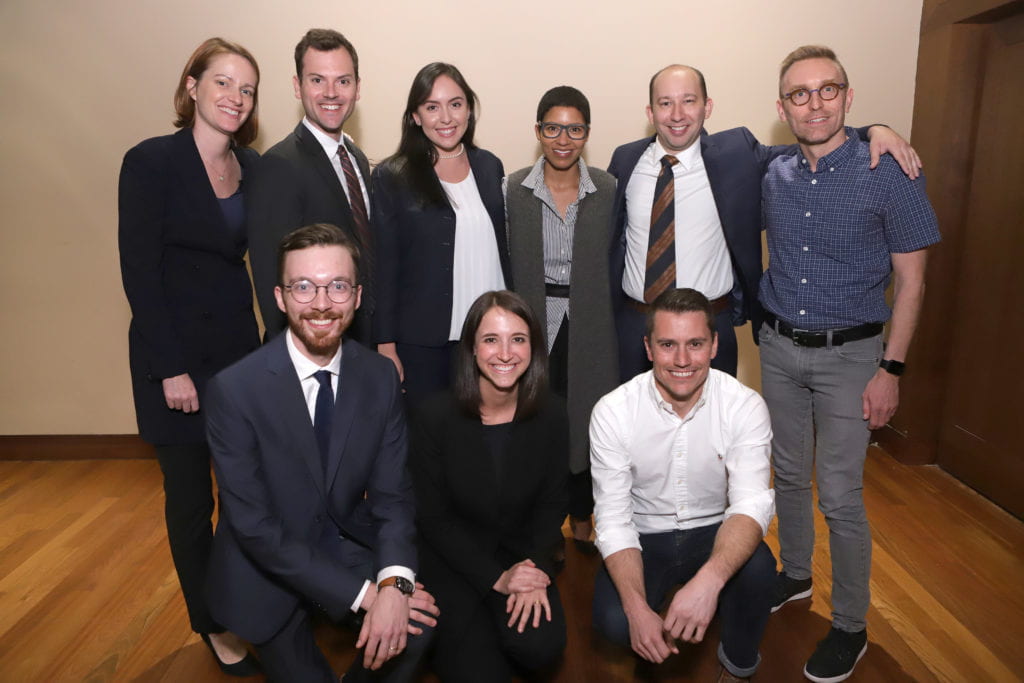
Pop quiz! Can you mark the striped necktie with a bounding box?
[644,154,679,303]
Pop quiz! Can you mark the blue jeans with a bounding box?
[592,524,776,677]
[759,322,880,632]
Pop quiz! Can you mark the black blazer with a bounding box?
[118,128,260,445]
[205,336,416,644]
[371,147,511,347]
[246,122,374,343]
[410,393,568,616]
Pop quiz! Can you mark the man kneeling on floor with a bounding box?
[590,288,776,682]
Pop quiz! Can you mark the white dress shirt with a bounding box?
[301,117,371,211]
[284,330,415,611]
[589,369,774,559]
[622,138,733,302]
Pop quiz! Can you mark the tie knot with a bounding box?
[313,370,333,391]
[337,144,348,158]
[661,154,679,169]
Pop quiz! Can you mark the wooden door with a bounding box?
[877,2,1024,518]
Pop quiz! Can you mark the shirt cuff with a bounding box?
[351,580,371,613]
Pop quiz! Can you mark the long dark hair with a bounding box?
[381,62,479,206]
[453,291,548,420]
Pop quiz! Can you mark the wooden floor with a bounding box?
[1,447,1021,682]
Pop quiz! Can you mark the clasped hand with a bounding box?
[493,559,552,632]
[357,581,439,670]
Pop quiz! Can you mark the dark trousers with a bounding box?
[396,341,458,408]
[548,318,594,519]
[431,583,566,683]
[255,603,434,683]
[616,302,738,382]
[592,524,775,677]
[256,540,433,683]
[153,442,222,634]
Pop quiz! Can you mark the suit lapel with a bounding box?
[170,128,236,254]
[295,123,352,215]
[325,339,360,489]
[700,131,729,225]
[265,336,327,498]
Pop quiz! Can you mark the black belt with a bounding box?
[764,312,882,348]
[545,283,570,298]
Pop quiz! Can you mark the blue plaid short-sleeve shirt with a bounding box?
[758,127,940,330]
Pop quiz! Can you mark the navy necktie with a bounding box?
[313,370,334,468]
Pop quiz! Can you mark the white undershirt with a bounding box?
[442,168,506,340]
[622,139,733,302]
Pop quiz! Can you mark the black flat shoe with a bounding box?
[200,633,263,677]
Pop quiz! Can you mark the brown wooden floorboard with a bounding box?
[0,447,1021,682]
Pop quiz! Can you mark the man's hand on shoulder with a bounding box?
[625,603,678,663]
[866,125,922,179]
[663,568,725,644]
[356,584,409,670]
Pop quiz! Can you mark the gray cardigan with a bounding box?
[506,164,619,473]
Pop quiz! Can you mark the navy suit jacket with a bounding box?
[371,147,511,346]
[118,128,260,444]
[607,128,787,341]
[246,123,374,343]
[204,335,416,644]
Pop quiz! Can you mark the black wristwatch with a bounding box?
[879,359,905,376]
[377,576,415,596]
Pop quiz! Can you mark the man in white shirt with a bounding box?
[590,288,776,682]
[205,224,437,681]
[247,29,376,344]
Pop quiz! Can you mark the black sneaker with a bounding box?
[771,571,812,613]
[803,627,867,682]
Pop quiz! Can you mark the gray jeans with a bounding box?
[759,322,881,632]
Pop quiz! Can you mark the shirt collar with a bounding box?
[285,328,343,380]
[643,369,711,423]
[301,117,354,159]
[797,125,857,173]
[520,157,597,201]
[650,137,703,171]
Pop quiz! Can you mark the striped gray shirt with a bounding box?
[513,157,598,349]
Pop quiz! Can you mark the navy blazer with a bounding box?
[246,123,375,343]
[204,336,416,644]
[607,128,785,340]
[118,128,260,445]
[371,147,511,346]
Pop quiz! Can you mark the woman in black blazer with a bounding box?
[372,62,512,405]
[410,290,568,682]
[117,38,261,676]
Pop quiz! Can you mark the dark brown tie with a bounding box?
[336,144,371,249]
[644,154,679,303]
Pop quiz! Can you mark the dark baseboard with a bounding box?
[0,435,154,461]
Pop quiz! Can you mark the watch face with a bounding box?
[394,577,415,595]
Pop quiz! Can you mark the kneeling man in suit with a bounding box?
[205,223,437,681]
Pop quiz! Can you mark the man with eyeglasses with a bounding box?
[204,223,438,681]
[607,64,921,382]
[760,46,939,683]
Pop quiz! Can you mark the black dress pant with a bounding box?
[154,442,222,634]
[431,583,566,683]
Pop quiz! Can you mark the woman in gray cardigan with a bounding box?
[505,86,618,547]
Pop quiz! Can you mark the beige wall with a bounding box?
[0,0,923,434]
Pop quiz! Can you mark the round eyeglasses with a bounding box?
[538,122,590,140]
[284,279,358,304]
[782,82,847,106]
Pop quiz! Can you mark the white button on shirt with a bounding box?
[284,330,415,611]
[589,369,775,559]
